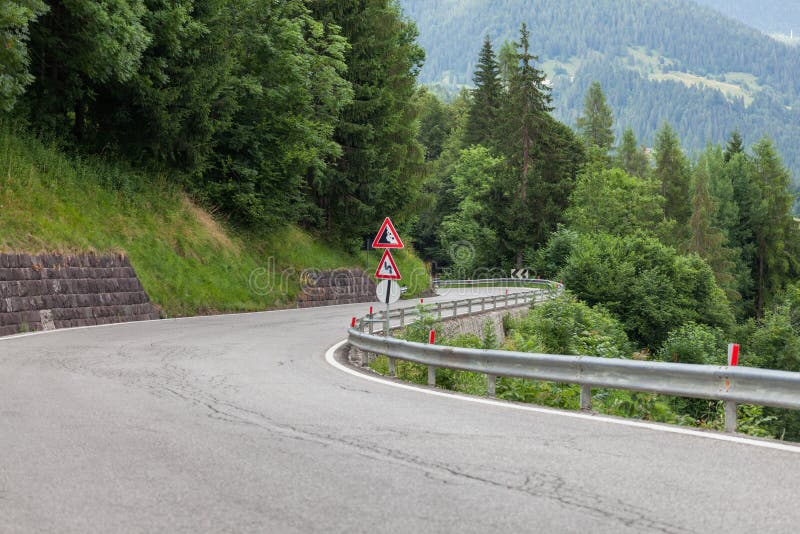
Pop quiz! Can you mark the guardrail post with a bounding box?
[487,374,496,397]
[400,308,405,327]
[468,299,472,315]
[428,365,436,386]
[368,314,374,335]
[724,401,737,433]
[481,297,486,312]
[388,357,396,377]
[514,293,519,305]
[436,303,442,320]
[580,384,592,411]
[453,300,458,318]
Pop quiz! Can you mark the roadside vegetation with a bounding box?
[0,127,429,316]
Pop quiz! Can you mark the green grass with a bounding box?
[0,127,430,316]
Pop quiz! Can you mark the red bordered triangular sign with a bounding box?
[371,217,404,249]
[374,249,402,280]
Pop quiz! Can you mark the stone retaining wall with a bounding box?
[296,269,376,308]
[0,253,160,337]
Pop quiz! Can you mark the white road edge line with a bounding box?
[325,339,800,454]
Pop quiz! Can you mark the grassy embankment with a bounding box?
[0,128,429,317]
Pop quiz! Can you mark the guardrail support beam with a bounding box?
[400,308,405,327]
[388,357,396,377]
[580,384,592,411]
[725,401,738,433]
[487,374,496,397]
[428,366,436,386]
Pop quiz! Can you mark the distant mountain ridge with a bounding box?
[693,0,800,37]
[399,0,800,183]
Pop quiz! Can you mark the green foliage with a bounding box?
[565,167,665,238]
[415,88,456,161]
[559,233,734,347]
[309,0,425,241]
[653,122,691,239]
[26,0,151,139]
[616,127,649,178]
[506,293,631,357]
[0,126,396,316]
[463,36,502,148]
[576,81,614,152]
[656,322,726,365]
[0,0,46,112]
[202,0,353,228]
[403,0,800,180]
[438,145,502,277]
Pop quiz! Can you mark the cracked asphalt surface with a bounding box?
[2,287,799,533]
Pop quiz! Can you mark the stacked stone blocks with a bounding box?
[296,268,376,308]
[0,253,160,336]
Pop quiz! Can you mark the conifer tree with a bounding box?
[690,151,735,298]
[724,130,745,163]
[309,0,425,240]
[749,137,799,317]
[617,127,649,178]
[464,36,501,148]
[654,122,691,230]
[576,81,614,153]
[498,23,553,267]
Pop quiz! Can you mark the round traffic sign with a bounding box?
[376,280,401,304]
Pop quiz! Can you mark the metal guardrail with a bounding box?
[356,288,549,333]
[348,280,800,434]
[433,278,561,288]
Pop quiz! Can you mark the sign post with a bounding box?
[372,218,404,341]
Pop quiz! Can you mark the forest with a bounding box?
[1,0,424,246]
[693,0,800,35]
[3,1,800,439]
[409,28,800,439]
[400,0,800,186]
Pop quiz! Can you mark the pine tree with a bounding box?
[309,0,425,240]
[464,36,502,148]
[499,23,553,267]
[724,130,745,163]
[616,127,649,178]
[654,122,691,230]
[690,151,735,298]
[576,81,614,152]
[749,137,798,317]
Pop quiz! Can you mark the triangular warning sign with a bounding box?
[372,217,404,249]
[374,249,402,280]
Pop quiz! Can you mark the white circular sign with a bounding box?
[376,280,401,304]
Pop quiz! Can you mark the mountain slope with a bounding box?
[693,0,800,36]
[400,0,800,181]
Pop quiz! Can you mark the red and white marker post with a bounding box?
[429,330,436,345]
[728,343,740,366]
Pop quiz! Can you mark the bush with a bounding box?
[507,292,631,357]
[656,322,727,365]
[559,233,734,348]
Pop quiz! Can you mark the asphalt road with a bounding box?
[2,287,799,533]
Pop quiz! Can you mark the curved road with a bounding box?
[2,288,799,533]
